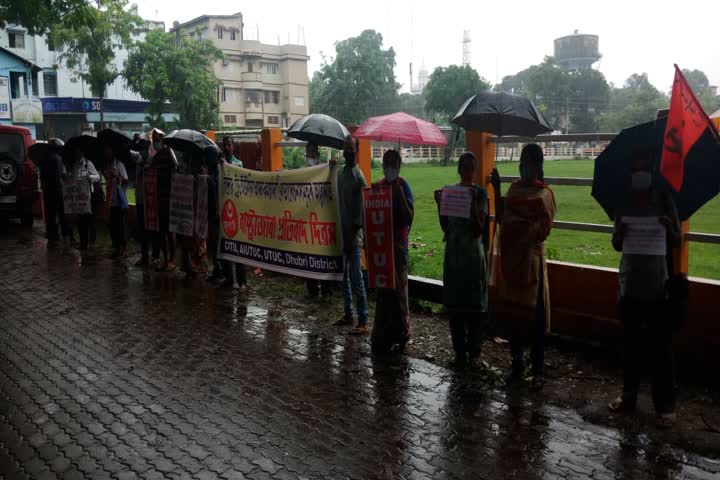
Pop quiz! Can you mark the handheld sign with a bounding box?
[62,178,91,215]
[440,186,472,219]
[169,174,195,237]
[363,186,395,289]
[622,216,667,256]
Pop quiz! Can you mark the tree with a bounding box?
[682,68,720,115]
[423,65,490,124]
[125,29,223,130]
[309,30,399,124]
[0,0,89,35]
[397,93,425,119]
[50,0,141,129]
[598,73,668,132]
[496,57,610,133]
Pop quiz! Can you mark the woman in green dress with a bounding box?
[435,152,489,368]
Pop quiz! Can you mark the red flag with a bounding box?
[660,65,718,191]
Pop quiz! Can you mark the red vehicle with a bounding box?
[0,125,37,226]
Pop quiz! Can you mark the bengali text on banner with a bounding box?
[219,164,344,280]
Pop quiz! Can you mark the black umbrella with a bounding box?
[164,129,221,155]
[592,117,720,221]
[287,114,350,150]
[98,128,132,152]
[451,91,553,137]
[28,142,50,165]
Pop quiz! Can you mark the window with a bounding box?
[245,90,261,106]
[264,91,279,104]
[47,36,55,51]
[230,30,236,41]
[294,96,305,107]
[217,28,223,39]
[264,63,278,75]
[224,115,237,124]
[221,87,227,103]
[268,116,279,125]
[247,62,253,73]
[9,72,24,99]
[9,32,25,49]
[43,71,58,96]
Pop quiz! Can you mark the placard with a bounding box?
[363,185,395,289]
[218,164,343,280]
[0,77,10,120]
[622,216,667,256]
[440,186,472,219]
[62,178,91,215]
[169,174,194,237]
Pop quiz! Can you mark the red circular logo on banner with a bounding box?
[222,200,238,238]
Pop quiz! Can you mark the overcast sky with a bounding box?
[136,0,720,94]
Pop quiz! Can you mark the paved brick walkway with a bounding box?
[1,227,719,479]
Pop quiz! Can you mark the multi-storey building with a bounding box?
[171,12,309,129]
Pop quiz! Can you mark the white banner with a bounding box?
[62,178,91,215]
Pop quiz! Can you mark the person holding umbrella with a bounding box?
[151,130,178,272]
[491,144,556,390]
[370,149,414,353]
[38,139,72,246]
[103,142,130,258]
[304,141,332,302]
[133,132,159,267]
[607,149,681,428]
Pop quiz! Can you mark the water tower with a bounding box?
[554,30,600,71]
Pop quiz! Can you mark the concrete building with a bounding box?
[0,46,43,136]
[0,19,173,139]
[171,12,309,129]
[554,30,601,71]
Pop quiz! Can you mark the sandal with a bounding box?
[349,325,369,335]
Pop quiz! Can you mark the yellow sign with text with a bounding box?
[219,164,344,280]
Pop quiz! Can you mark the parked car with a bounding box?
[0,125,37,226]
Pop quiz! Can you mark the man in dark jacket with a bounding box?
[40,138,72,244]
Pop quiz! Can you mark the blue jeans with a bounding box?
[342,245,368,325]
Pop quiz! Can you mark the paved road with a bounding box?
[1,228,719,479]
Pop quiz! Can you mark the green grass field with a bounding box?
[370,160,720,280]
[126,159,720,280]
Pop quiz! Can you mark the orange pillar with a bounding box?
[467,131,497,245]
[206,130,216,142]
[357,138,372,184]
[712,117,720,132]
[261,128,283,172]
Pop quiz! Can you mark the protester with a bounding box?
[151,130,178,272]
[223,136,242,166]
[435,152,489,368]
[370,149,414,353]
[179,153,208,279]
[608,150,681,428]
[68,144,100,251]
[39,139,71,245]
[334,135,369,332]
[220,137,247,290]
[132,136,159,267]
[304,141,332,301]
[103,143,129,258]
[491,144,556,390]
[205,146,224,283]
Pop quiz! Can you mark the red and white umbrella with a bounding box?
[353,112,448,146]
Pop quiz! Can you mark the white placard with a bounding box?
[440,186,472,219]
[0,77,10,120]
[62,178,91,215]
[622,216,667,256]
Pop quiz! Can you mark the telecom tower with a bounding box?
[462,30,471,66]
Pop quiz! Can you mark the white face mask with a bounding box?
[631,171,652,191]
[383,167,398,182]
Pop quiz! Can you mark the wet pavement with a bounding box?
[1,226,720,479]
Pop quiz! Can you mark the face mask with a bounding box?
[631,171,652,191]
[383,167,398,182]
[307,157,318,166]
[343,151,356,165]
[153,141,162,151]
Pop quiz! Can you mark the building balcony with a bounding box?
[244,103,263,114]
[240,72,263,89]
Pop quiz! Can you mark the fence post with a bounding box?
[674,221,690,275]
[467,131,496,240]
[261,128,283,172]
